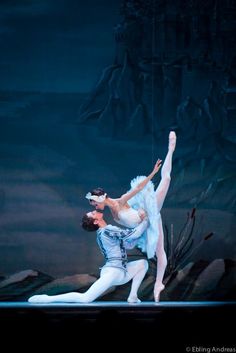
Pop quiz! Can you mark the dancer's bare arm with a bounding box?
[118,159,162,205]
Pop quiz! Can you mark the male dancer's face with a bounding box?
[87,210,103,221]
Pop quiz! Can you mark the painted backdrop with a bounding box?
[0,0,235,301]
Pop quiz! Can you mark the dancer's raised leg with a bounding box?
[153,131,176,301]
[155,131,176,211]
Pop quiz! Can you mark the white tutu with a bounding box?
[127,176,160,259]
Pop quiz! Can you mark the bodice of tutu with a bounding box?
[115,175,161,259]
[115,208,142,228]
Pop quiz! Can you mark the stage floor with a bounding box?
[0,300,235,308]
[1,301,235,348]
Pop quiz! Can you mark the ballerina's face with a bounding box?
[89,200,105,210]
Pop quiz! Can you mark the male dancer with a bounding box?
[28,210,149,303]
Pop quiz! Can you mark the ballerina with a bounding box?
[86,131,177,302]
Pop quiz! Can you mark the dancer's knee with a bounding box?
[77,293,94,303]
[139,259,149,272]
[161,173,171,182]
[67,292,94,303]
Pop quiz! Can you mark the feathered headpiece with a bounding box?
[85,192,107,203]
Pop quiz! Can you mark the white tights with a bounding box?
[28,259,148,304]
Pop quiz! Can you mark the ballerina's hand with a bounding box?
[152,159,162,174]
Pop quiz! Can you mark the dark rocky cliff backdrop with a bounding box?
[0,0,235,300]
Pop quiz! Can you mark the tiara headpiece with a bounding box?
[85,192,107,203]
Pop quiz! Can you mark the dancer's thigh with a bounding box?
[119,259,148,285]
[100,267,127,286]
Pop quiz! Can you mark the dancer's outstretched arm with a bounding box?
[118,159,162,205]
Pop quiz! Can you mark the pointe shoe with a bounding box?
[127,295,141,303]
[168,131,176,152]
[154,283,165,302]
[28,294,50,303]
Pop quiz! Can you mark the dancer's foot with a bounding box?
[127,295,141,303]
[28,294,51,303]
[168,131,176,152]
[154,282,165,302]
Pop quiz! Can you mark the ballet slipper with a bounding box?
[127,295,141,303]
[154,282,165,302]
[28,294,50,303]
[168,131,176,152]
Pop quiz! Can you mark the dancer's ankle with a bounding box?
[168,131,176,152]
[154,281,165,290]
[127,294,141,303]
[154,282,165,302]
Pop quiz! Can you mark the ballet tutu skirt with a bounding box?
[127,176,160,259]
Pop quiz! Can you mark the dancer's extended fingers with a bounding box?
[154,159,162,171]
